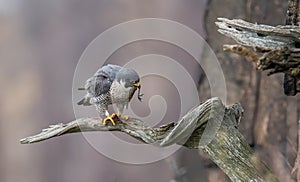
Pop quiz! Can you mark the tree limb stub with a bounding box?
[20,97,278,181]
[216,18,300,95]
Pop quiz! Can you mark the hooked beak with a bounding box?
[133,82,141,88]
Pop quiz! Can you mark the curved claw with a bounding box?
[119,115,129,120]
[103,113,117,126]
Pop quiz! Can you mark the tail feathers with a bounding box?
[77,97,92,106]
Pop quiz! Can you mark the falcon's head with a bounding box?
[116,68,143,101]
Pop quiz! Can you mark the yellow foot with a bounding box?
[103,113,117,126]
[118,115,129,120]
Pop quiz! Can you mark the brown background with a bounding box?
[0,0,299,181]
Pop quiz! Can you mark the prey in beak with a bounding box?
[133,82,144,101]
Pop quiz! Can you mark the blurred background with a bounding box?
[0,0,299,181]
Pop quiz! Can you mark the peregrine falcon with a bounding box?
[77,64,143,125]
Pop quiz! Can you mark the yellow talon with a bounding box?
[116,112,129,120]
[103,113,117,126]
[120,115,129,120]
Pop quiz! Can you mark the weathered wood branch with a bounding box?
[284,0,300,96]
[20,97,278,181]
[216,18,300,95]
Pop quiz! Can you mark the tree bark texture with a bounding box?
[202,0,299,181]
[20,98,277,181]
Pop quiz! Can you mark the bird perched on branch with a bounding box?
[77,64,143,125]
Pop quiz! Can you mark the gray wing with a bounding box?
[89,64,122,96]
[98,64,123,82]
[87,71,111,97]
[77,64,122,105]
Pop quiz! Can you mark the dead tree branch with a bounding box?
[216,18,300,95]
[20,98,278,181]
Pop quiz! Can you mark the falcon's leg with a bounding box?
[103,110,117,126]
[116,104,129,120]
[117,112,129,120]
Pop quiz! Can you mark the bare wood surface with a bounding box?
[20,97,278,181]
[216,18,300,49]
[216,18,300,94]
[203,1,297,181]
[284,0,299,96]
